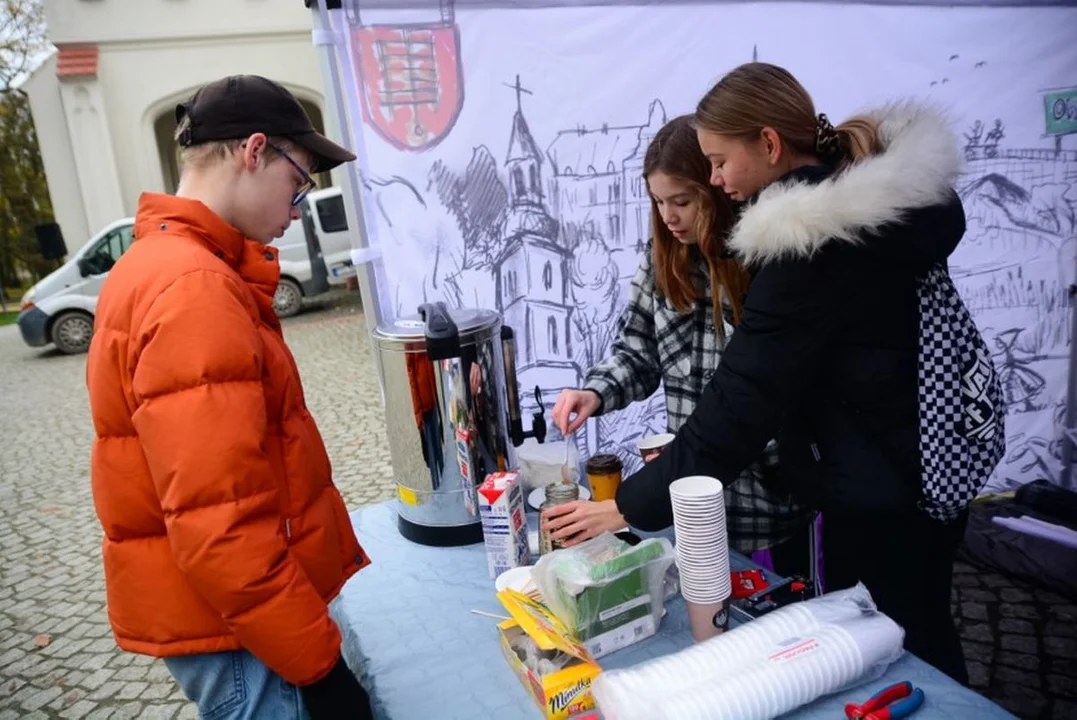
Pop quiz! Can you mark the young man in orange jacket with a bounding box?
[86,75,372,719]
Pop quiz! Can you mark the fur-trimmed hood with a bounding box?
[727,102,964,266]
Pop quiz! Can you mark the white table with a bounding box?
[335,502,1016,720]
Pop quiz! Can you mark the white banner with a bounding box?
[334,1,1077,492]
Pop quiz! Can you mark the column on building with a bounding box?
[56,46,126,235]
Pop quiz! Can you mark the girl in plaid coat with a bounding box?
[547,116,810,565]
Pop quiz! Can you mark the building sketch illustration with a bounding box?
[348,0,464,151]
[350,27,1077,490]
[950,128,1077,491]
[919,50,1077,491]
[359,73,669,462]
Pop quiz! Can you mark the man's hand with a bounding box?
[300,656,373,720]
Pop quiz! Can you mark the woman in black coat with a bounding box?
[616,63,977,684]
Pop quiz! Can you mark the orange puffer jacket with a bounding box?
[86,193,369,686]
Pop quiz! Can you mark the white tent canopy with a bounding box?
[306,0,1077,494]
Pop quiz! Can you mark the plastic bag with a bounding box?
[592,583,906,720]
[532,533,675,657]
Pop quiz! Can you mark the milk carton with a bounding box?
[478,471,531,579]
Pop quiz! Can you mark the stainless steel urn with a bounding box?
[371,302,546,546]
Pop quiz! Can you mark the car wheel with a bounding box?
[51,311,95,354]
[273,278,303,318]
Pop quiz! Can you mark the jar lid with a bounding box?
[545,482,580,503]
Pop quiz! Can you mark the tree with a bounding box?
[568,225,620,372]
[1,0,47,90]
[428,146,509,271]
[0,91,52,288]
[0,0,53,295]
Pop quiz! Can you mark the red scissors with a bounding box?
[845,681,926,720]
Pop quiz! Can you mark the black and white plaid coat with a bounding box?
[584,247,808,551]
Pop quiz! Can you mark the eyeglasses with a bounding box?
[267,142,317,207]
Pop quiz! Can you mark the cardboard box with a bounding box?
[496,589,602,720]
[544,538,670,658]
[478,471,531,580]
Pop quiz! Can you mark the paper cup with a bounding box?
[686,598,731,643]
[638,433,675,463]
[585,453,623,503]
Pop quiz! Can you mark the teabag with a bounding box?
[561,431,580,484]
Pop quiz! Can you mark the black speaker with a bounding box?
[35,223,67,261]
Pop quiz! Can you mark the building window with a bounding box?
[513,167,526,199]
[529,165,540,195]
[608,214,620,243]
[316,195,349,233]
[547,316,559,355]
[82,225,135,276]
[543,261,553,290]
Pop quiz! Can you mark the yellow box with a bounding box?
[496,589,602,720]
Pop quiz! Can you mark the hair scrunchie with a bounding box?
[814,113,843,161]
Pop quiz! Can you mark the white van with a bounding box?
[17,206,332,355]
[305,187,357,285]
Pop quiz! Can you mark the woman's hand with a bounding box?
[551,389,602,436]
[542,499,626,548]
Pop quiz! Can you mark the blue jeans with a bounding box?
[164,650,311,720]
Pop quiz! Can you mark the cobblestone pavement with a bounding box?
[0,291,394,718]
[952,560,1077,719]
[1,290,1076,718]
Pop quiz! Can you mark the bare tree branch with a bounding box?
[0,0,48,92]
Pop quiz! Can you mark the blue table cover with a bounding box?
[336,502,1015,720]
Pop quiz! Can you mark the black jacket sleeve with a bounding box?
[615,252,845,531]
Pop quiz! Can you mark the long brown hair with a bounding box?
[694,62,882,169]
[645,115,750,334]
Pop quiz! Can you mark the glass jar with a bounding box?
[539,482,580,555]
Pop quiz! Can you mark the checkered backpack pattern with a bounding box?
[917,263,1006,522]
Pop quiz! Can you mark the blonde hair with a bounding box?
[173,116,294,173]
[694,63,882,168]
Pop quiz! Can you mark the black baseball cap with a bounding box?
[175,75,356,174]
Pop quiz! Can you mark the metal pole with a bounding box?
[309,0,389,401]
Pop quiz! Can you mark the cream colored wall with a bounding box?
[32,1,340,252]
[21,53,91,254]
[95,32,327,215]
[59,78,127,235]
[45,0,310,45]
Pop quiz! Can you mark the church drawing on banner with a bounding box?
[399,77,669,459]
